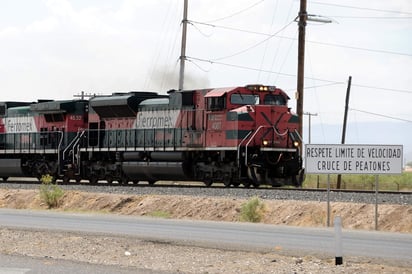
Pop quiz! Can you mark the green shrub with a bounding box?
[148,210,171,218]
[39,174,64,208]
[239,196,265,223]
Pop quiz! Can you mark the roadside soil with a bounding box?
[0,188,411,232]
[0,188,411,274]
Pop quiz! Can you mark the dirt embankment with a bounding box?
[0,189,411,233]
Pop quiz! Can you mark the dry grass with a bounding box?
[0,189,411,233]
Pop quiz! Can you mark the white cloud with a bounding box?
[26,17,59,33]
[44,0,74,18]
[0,26,20,37]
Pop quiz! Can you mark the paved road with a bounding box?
[0,254,159,274]
[0,209,411,262]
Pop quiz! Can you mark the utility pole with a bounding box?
[337,76,352,189]
[296,1,331,152]
[296,0,307,151]
[178,0,188,91]
[303,112,318,144]
[73,91,96,100]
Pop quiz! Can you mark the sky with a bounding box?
[0,0,411,158]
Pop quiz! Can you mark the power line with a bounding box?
[186,56,340,83]
[209,21,294,61]
[311,1,412,15]
[189,21,412,58]
[297,82,344,90]
[205,0,265,23]
[352,84,412,94]
[308,40,412,57]
[187,56,412,95]
[189,20,275,35]
[350,108,412,123]
[330,15,412,19]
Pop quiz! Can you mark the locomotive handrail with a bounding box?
[244,125,285,166]
[62,131,80,161]
[61,130,85,175]
[71,130,86,174]
[245,125,267,166]
[237,130,253,171]
[56,131,64,174]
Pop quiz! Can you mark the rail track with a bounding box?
[1,177,411,205]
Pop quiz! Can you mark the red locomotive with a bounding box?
[0,84,304,187]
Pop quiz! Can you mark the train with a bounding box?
[0,84,304,187]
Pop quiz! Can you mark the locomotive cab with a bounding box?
[201,84,303,187]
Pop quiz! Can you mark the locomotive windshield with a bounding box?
[230,94,260,105]
[263,94,286,106]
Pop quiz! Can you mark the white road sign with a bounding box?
[305,144,403,174]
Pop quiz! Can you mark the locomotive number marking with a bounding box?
[211,122,222,130]
[208,114,222,121]
[70,115,83,121]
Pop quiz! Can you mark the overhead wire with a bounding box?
[329,15,412,19]
[267,0,297,84]
[185,2,411,98]
[160,2,182,91]
[189,21,412,57]
[307,40,412,57]
[187,55,412,95]
[186,58,211,73]
[299,82,345,90]
[306,41,327,143]
[311,1,412,15]
[352,84,412,94]
[208,21,295,61]
[205,0,265,23]
[350,108,412,123]
[144,0,180,90]
[186,56,341,83]
[256,0,280,82]
[272,28,297,84]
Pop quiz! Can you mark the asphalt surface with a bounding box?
[0,208,411,263]
[0,254,159,274]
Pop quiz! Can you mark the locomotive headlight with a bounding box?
[289,130,302,149]
[262,140,269,146]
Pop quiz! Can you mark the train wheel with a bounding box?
[295,168,305,187]
[133,180,140,185]
[223,179,232,188]
[106,176,113,184]
[2,177,8,182]
[242,180,252,188]
[223,173,233,187]
[89,177,98,184]
[120,177,129,185]
[247,166,261,187]
[148,180,156,185]
[203,180,213,187]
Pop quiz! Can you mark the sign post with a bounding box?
[305,144,403,227]
[375,175,379,230]
[305,144,403,175]
[305,144,403,265]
